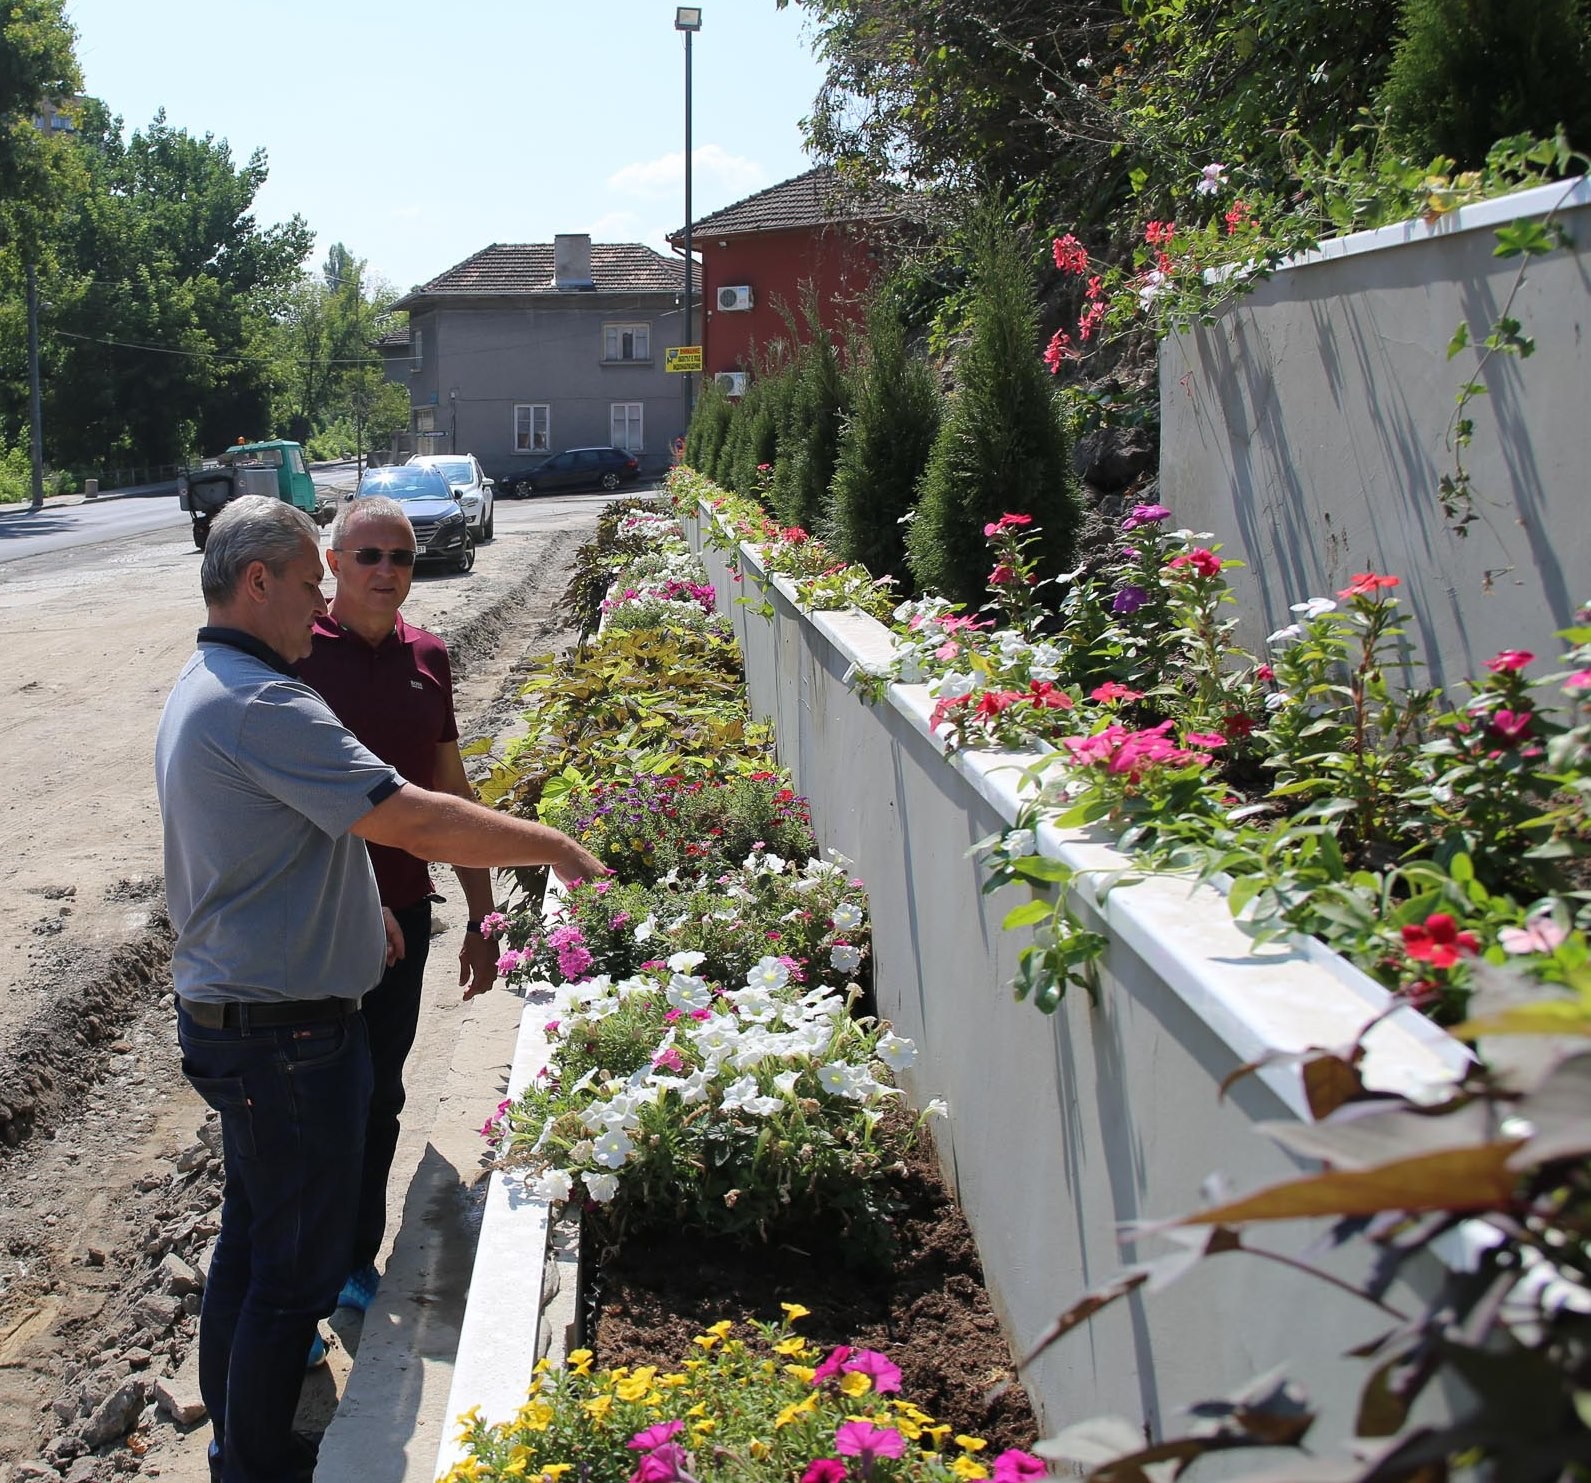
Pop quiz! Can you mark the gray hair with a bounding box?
[329,495,413,552]
[200,496,320,605]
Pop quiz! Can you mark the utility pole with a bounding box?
[26,260,45,512]
[675,8,702,422]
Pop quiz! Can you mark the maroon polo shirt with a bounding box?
[296,610,459,910]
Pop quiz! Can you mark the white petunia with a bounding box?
[666,974,713,1011]
[677,1068,710,1104]
[742,1094,783,1117]
[633,914,657,944]
[816,1061,866,1098]
[744,956,791,993]
[830,943,864,974]
[592,1129,634,1169]
[719,1075,760,1111]
[773,1070,800,1096]
[531,1168,573,1203]
[667,949,707,973]
[582,1171,619,1203]
[830,901,863,933]
[875,1032,917,1072]
[920,1097,949,1120]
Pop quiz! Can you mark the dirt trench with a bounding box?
[0,518,591,1479]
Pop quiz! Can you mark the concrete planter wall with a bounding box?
[686,506,1468,1445]
[1159,177,1591,691]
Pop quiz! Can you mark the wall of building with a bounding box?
[404,295,692,481]
[1159,179,1591,690]
[697,224,878,380]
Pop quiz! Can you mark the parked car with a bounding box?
[409,453,494,541]
[500,446,641,497]
[348,464,474,572]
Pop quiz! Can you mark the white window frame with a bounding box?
[603,322,651,362]
[414,406,436,434]
[411,328,424,371]
[514,403,550,453]
[610,402,644,453]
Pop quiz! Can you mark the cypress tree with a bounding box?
[769,307,849,534]
[906,208,1080,611]
[825,290,941,594]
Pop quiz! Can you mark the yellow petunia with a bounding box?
[502,1450,530,1477]
[583,1394,613,1421]
[956,1435,988,1452]
[775,1393,820,1429]
[780,1302,811,1322]
[532,1358,552,1375]
[784,1364,817,1384]
[950,1460,990,1481]
[693,1334,720,1351]
[773,1338,809,1356]
[686,1403,708,1419]
[692,1419,717,1435]
[749,1439,771,1460]
[706,1320,734,1338]
[659,1373,689,1389]
[540,1468,574,1482]
[838,1371,873,1398]
[615,1368,658,1402]
[513,1400,554,1432]
[921,1423,952,1448]
[566,1349,594,1377]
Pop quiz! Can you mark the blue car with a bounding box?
[349,464,474,572]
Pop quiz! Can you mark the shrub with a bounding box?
[906,208,1081,611]
[726,367,789,503]
[826,290,941,595]
[684,378,733,475]
[770,308,850,534]
[1379,0,1591,167]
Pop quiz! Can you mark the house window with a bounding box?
[412,329,424,371]
[603,323,651,362]
[414,407,436,434]
[610,402,643,453]
[515,404,550,453]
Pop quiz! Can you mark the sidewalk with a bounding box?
[312,917,527,1483]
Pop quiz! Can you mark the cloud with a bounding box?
[608,144,765,201]
[585,210,642,240]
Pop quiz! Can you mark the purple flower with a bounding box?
[1112,584,1149,615]
[1120,503,1171,531]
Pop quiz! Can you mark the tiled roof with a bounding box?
[395,244,683,306]
[673,166,899,241]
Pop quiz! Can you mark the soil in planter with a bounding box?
[585,1125,1039,1454]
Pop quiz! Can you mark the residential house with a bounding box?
[387,235,690,483]
[667,166,899,395]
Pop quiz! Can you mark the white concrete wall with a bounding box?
[686,507,1467,1447]
[1159,178,1591,691]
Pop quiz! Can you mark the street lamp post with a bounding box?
[675,7,702,422]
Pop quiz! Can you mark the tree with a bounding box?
[1378,0,1591,167]
[0,0,81,250]
[906,208,1078,610]
[769,302,849,533]
[826,287,940,591]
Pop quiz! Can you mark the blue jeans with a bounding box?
[351,898,432,1271]
[179,1003,372,1483]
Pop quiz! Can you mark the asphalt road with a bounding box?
[0,460,360,563]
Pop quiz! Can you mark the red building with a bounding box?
[669,166,899,396]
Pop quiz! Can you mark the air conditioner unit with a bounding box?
[717,285,753,312]
[714,371,749,397]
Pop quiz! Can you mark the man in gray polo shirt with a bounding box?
[155,496,602,1483]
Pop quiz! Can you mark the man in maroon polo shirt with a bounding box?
[296,493,498,1325]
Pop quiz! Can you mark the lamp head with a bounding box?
[674,6,702,30]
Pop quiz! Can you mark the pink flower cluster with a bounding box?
[546,923,594,981]
[1061,720,1220,782]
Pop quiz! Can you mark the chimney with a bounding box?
[552,233,596,292]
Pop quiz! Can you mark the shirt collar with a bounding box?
[312,609,412,650]
[197,625,295,677]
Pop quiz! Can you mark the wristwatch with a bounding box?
[465,919,484,936]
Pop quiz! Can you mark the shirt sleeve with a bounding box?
[235,678,405,838]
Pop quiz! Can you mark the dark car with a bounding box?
[501,446,641,497]
[348,464,474,572]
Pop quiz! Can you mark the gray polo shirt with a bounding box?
[154,629,405,1005]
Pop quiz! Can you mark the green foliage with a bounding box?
[0,433,70,501]
[906,210,1079,610]
[726,363,791,502]
[825,288,940,593]
[0,0,82,251]
[684,376,732,476]
[769,309,849,533]
[1379,0,1591,168]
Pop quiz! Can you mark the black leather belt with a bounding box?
[179,996,361,1029]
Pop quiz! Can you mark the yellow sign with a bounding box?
[665,346,703,373]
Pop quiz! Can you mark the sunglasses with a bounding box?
[336,547,417,568]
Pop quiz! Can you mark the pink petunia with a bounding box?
[992,1450,1048,1483]
[810,1345,853,1386]
[1567,668,1591,691]
[1485,649,1535,673]
[801,1463,848,1483]
[627,1420,685,1452]
[835,1421,906,1467]
[629,1444,692,1483]
[841,1349,902,1394]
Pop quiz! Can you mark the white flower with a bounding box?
[920,1097,949,1120]
[933,671,977,702]
[531,1168,573,1203]
[677,1068,709,1104]
[816,1061,866,1098]
[1194,162,1227,195]
[875,1032,917,1072]
[570,1138,593,1163]
[582,1171,619,1203]
[719,1075,762,1111]
[1288,597,1337,620]
[633,914,657,944]
[773,1069,800,1096]
[1136,268,1167,307]
[830,901,863,933]
[667,949,707,973]
[1003,828,1036,861]
[830,942,864,975]
[592,1129,634,1169]
[1266,623,1304,647]
[666,973,713,1011]
[1264,690,1292,711]
[745,955,791,992]
[742,1093,783,1117]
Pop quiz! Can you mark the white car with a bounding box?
[409,454,494,542]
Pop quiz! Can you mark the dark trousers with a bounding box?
[351,897,433,1271]
[179,1004,372,1483]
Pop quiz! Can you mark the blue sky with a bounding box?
[62,0,829,294]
